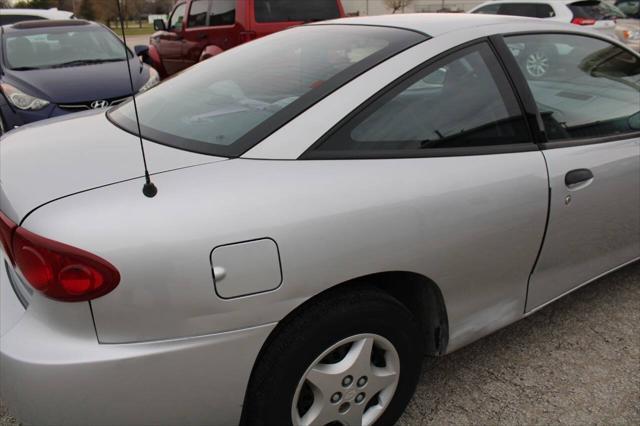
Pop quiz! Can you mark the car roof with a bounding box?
[314,13,569,37]
[0,8,74,19]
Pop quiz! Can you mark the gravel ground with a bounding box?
[2,262,638,425]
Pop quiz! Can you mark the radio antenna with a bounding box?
[116,0,157,198]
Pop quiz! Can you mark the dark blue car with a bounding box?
[0,20,159,135]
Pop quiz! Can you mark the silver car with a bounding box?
[1,14,639,426]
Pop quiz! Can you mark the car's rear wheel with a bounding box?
[242,288,423,426]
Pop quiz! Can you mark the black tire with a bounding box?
[242,287,424,426]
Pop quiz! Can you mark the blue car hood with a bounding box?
[2,59,148,104]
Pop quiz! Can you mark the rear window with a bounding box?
[254,0,340,23]
[109,25,426,157]
[569,1,626,19]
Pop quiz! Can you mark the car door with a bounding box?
[183,0,239,66]
[156,1,189,76]
[502,33,640,311]
[183,0,212,67]
[303,41,550,342]
[205,0,239,51]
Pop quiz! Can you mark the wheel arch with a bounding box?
[346,271,449,356]
[199,45,224,62]
[270,271,449,362]
[240,270,448,424]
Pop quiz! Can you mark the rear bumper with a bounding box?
[0,258,275,426]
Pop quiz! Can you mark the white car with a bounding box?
[0,8,74,26]
[470,0,633,77]
[469,0,625,39]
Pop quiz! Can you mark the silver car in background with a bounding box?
[1,14,639,426]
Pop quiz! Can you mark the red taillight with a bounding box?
[571,18,597,25]
[12,227,120,302]
[0,211,17,264]
[240,31,257,43]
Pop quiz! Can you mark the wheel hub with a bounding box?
[526,51,549,78]
[291,334,400,426]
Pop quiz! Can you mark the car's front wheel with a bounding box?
[243,287,423,426]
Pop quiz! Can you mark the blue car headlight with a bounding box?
[138,68,160,94]
[0,83,50,111]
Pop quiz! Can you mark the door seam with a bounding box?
[524,150,552,313]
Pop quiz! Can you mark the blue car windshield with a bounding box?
[3,25,132,70]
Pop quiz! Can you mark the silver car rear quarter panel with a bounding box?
[22,152,549,351]
[0,110,218,224]
[0,260,274,426]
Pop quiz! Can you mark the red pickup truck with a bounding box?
[148,0,345,78]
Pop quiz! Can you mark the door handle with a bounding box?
[565,168,594,187]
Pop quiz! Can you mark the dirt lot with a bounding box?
[2,262,639,425]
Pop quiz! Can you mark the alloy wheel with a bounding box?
[291,333,400,426]
[525,51,550,78]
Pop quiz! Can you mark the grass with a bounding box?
[108,21,155,37]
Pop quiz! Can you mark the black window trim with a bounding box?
[300,37,539,160]
[497,30,640,150]
[108,24,429,158]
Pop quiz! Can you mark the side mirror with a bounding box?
[134,45,149,57]
[153,19,166,31]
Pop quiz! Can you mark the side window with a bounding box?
[314,43,531,155]
[255,0,340,22]
[498,3,539,17]
[169,3,186,32]
[505,34,640,141]
[210,0,235,26]
[187,0,211,28]
[472,4,500,14]
[536,4,556,17]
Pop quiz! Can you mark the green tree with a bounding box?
[78,0,95,20]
